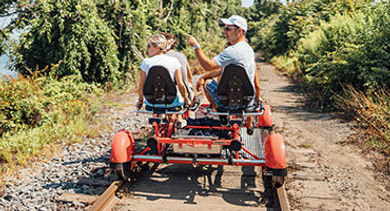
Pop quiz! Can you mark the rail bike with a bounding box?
[109,64,287,203]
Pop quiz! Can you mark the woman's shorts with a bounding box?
[145,95,184,108]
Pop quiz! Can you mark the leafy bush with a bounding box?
[250,13,281,59]
[0,71,101,164]
[253,0,373,58]
[295,2,390,107]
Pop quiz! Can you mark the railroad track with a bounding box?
[87,165,290,211]
[86,162,151,211]
[88,180,123,211]
[277,184,290,211]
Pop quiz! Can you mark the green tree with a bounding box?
[246,0,283,48]
[253,0,373,58]
[95,0,149,83]
[0,0,17,55]
[11,0,120,85]
[3,0,245,85]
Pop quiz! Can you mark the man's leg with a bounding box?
[204,79,229,125]
[204,79,218,109]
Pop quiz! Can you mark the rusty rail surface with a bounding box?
[276,184,290,211]
[88,180,123,211]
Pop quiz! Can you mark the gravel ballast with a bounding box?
[1,94,148,210]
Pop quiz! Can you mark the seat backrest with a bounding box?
[217,64,254,108]
[143,66,177,105]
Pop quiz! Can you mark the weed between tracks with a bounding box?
[115,162,153,199]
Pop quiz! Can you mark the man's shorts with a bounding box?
[206,80,224,108]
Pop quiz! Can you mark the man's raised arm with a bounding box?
[183,32,219,71]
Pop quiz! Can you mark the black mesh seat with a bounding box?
[143,66,181,110]
[217,64,254,112]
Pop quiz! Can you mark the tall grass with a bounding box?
[337,85,390,156]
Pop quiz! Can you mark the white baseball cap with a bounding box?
[220,15,248,32]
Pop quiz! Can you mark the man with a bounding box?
[183,15,261,109]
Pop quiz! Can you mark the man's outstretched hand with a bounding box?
[182,32,199,48]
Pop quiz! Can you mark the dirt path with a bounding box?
[112,62,390,210]
[259,63,390,210]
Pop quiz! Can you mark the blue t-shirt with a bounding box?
[213,41,255,87]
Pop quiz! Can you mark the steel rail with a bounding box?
[276,184,290,211]
[88,180,123,211]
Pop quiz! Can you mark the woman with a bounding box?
[137,34,190,109]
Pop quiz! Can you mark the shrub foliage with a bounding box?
[249,0,390,154]
[296,3,390,106]
[0,70,101,164]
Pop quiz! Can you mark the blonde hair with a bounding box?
[147,34,168,53]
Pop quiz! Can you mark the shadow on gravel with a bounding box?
[275,105,336,122]
[41,153,112,194]
[130,164,267,208]
[273,85,301,93]
[271,84,337,122]
[61,152,110,166]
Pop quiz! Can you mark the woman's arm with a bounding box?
[137,71,146,105]
[175,69,190,105]
[186,63,193,84]
[254,64,261,102]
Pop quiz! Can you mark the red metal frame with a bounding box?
[110,103,287,174]
[131,108,267,167]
